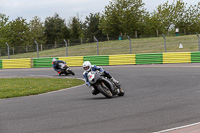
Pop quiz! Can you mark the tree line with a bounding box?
[0,0,200,49]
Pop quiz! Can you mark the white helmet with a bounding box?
[83,61,91,72]
[52,58,57,62]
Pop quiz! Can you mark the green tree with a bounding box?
[99,0,147,36]
[0,13,10,46]
[189,3,200,34]
[7,17,29,47]
[2,17,30,54]
[68,16,82,42]
[153,0,186,35]
[29,16,46,46]
[83,13,104,42]
[147,13,166,37]
[45,13,69,44]
[136,11,152,37]
[176,3,200,34]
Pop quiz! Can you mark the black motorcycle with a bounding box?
[58,63,75,76]
[87,71,125,98]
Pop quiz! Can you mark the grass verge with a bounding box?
[0,78,84,99]
[0,34,199,59]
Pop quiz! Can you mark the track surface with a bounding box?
[0,64,200,133]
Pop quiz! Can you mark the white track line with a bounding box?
[38,84,85,96]
[153,122,200,133]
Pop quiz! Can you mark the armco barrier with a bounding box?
[59,56,83,66]
[109,54,135,65]
[83,55,109,66]
[33,57,57,68]
[163,52,191,64]
[136,53,163,64]
[191,52,200,63]
[2,58,31,69]
[1,52,200,69]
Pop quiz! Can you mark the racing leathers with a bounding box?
[52,60,66,74]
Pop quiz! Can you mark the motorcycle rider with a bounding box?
[82,61,120,95]
[52,58,66,75]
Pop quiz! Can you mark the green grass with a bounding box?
[0,34,199,59]
[0,78,84,99]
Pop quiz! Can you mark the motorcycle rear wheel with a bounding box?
[68,70,75,75]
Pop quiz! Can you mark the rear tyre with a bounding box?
[68,70,75,75]
[64,72,69,75]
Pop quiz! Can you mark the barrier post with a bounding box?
[127,35,132,54]
[5,42,10,59]
[162,34,166,52]
[34,41,39,58]
[94,36,99,55]
[196,32,200,51]
[64,39,68,56]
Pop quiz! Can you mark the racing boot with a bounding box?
[111,77,120,86]
[91,88,99,95]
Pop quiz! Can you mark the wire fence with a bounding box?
[0,33,200,59]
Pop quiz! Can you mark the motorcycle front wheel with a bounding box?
[97,82,113,98]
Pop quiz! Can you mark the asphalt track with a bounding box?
[0,63,200,133]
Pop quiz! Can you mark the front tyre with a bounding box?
[97,82,113,98]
